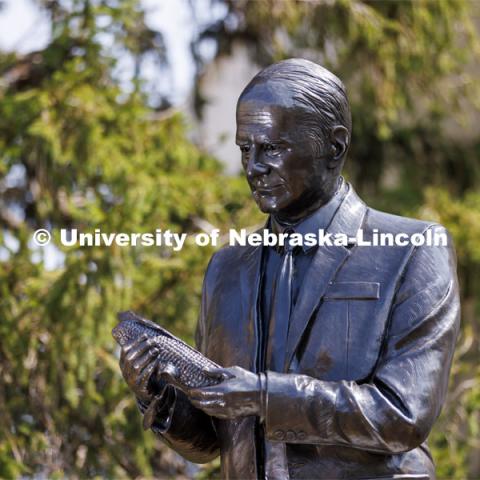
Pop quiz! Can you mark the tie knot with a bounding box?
[282,228,297,254]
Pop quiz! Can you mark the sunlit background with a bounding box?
[0,1,479,478]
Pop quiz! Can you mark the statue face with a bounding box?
[236,85,333,221]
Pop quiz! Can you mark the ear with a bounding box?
[327,125,349,169]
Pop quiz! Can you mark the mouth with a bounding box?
[253,184,284,196]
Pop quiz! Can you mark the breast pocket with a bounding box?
[324,281,380,300]
[298,282,381,381]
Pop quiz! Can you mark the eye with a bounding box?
[239,145,251,153]
[263,143,280,155]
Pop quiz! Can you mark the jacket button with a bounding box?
[273,429,285,440]
[286,430,296,442]
[297,431,306,440]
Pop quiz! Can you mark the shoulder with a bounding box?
[363,207,440,236]
[365,207,455,268]
[354,200,457,290]
[363,209,458,302]
[359,209,460,334]
[345,184,446,240]
[207,243,249,272]
[365,205,454,253]
[202,242,253,288]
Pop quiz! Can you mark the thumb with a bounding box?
[203,367,233,382]
[158,363,180,384]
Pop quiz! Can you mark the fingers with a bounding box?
[152,357,166,378]
[119,335,162,401]
[122,333,148,356]
[190,397,232,420]
[120,335,159,371]
[190,398,226,409]
[188,384,224,402]
[134,347,160,374]
[120,335,146,369]
[190,397,226,413]
[135,355,160,391]
[125,337,158,364]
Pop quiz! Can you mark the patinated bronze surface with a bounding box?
[118,58,460,479]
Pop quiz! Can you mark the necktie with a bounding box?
[263,231,295,480]
[266,230,295,373]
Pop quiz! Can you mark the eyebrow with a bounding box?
[235,135,290,145]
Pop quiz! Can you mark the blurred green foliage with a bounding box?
[0,0,479,478]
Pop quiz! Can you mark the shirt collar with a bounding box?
[269,176,348,253]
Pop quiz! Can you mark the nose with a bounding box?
[246,149,270,179]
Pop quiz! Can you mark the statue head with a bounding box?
[236,58,351,223]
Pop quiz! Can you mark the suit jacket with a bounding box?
[149,184,460,480]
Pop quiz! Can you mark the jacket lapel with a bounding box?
[284,185,367,370]
[239,243,263,371]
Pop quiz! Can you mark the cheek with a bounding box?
[276,154,298,178]
[278,163,310,196]
[286,152,323,191]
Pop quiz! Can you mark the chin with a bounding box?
[254,194,290,214]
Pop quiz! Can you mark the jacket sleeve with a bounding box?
[263,225,461,453]
[141,254,220,463]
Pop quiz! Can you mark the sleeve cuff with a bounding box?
[136,385,177,434]
[264,371,337,443]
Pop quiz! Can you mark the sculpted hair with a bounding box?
[241,58,352,156]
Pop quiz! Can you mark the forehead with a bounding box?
[236,81,312,140]
[236,99,300,141]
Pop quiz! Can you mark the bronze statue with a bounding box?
[118,58,460,479]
